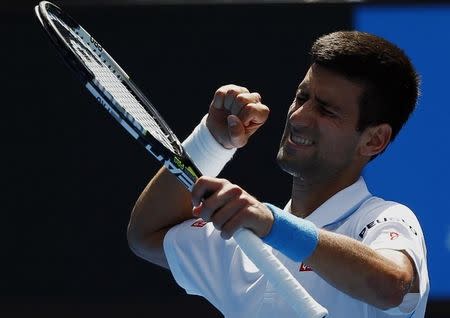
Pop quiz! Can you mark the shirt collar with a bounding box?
[285,177,372,229]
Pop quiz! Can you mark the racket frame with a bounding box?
[35,1,201,190]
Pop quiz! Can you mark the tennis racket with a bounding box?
[35,2,328,317]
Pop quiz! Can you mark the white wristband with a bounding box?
[182,115,236,177]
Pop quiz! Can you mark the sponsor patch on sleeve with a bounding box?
[359,217,417,239]
[389,232,399,240]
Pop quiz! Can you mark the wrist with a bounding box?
[262,203,319,262]
[205,115,234,150]
[182,115,236,177]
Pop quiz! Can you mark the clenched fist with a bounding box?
[206,84,270,149]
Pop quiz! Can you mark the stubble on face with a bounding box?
[276,64,365,186]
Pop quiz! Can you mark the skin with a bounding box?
[127,66,419,310]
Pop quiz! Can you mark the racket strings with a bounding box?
[51,12,177,154]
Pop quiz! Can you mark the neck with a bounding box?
[290,172,361,218]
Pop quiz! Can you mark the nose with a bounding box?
[288,100,315,128]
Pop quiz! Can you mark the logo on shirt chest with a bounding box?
[191,219,207,227]
[299,263,313,272]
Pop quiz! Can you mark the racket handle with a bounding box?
[233,228,328,318]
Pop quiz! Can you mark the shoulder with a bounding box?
[346,196,423,241]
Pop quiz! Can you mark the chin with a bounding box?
[276,150,304,177]
[277,145,324,179]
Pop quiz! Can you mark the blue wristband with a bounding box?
[262,203,319,262]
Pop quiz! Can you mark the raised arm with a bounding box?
[127,84,269,268]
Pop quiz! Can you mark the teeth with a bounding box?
[291,135,313,145]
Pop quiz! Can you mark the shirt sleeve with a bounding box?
[356,202,428,315]
[163,218,264,314]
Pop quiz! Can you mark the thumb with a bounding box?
[227,115,246,148]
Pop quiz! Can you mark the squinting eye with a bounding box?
[319,106,336,117]
[296,94,308,103]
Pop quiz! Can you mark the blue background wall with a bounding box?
[355,5,450,299]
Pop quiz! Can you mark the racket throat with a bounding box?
[163,160,196,191]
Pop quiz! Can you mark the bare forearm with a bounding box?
[127,167,193,263]
[306,230,414,309]
[127,85,269,267]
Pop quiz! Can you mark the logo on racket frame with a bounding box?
[145,143,196,190]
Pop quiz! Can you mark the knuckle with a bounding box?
[228,184,243,197]
[215,88,226,97]
[236,195,253,210]
[246,103,259,113]
[196,176,207,187]
[238,194,251,205]
[216,177,229,185]
[226,88,239,98]
[255,102,269,113]
[235,93,248,105]
[231,85,249,94]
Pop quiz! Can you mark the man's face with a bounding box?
[277,64,366,180]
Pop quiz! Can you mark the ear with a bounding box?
[359,124,392,158]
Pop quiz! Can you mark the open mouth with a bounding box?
[288,131,315,146]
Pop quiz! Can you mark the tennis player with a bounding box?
[128,31,429,317]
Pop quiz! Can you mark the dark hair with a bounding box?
[310,31,420,144]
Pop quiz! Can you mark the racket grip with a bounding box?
[233,228,328,318]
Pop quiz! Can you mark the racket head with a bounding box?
[35,1,201,190]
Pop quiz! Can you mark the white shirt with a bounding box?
[163,177,429,317]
